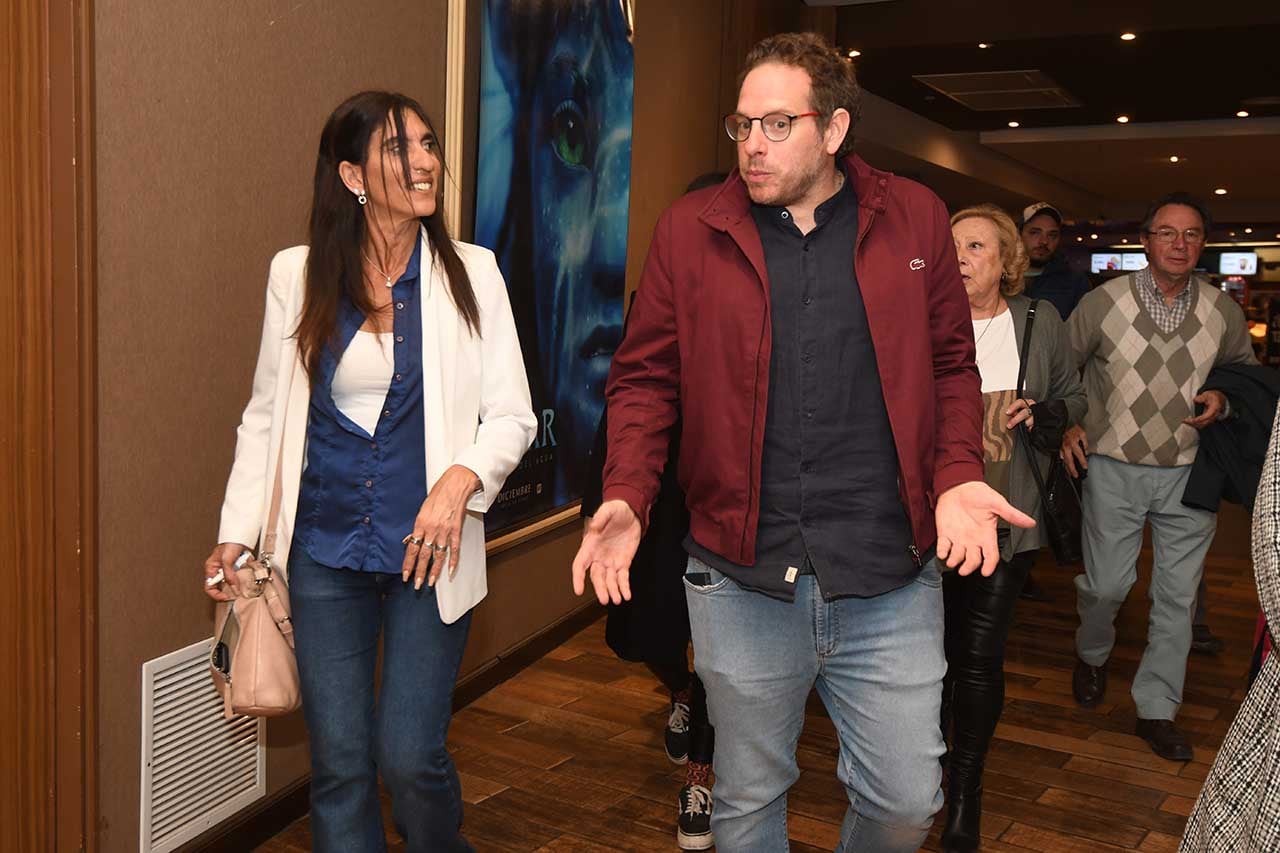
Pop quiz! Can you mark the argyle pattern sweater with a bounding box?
[1068,273,1255,468]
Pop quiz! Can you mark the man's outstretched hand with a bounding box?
[572,499,642,605]
[935,481,1036,577]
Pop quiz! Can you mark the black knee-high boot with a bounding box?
[941,553,1032,852]
[941,653,1000,852]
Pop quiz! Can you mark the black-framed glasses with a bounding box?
[723,111,821,143]
[1146,227,1205,245]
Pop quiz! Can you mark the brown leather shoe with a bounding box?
[1072,659,1107,708]
[1135,718,1194,761]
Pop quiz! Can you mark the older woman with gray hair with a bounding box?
[940,204,1088,851]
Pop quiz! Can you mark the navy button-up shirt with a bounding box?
[295,239,428,573]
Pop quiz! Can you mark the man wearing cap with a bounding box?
[1021,202,1091,320]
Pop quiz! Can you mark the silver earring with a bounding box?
[357,190,368,206]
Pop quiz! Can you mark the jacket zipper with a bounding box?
[859,202,923,569]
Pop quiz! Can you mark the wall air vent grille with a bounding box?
[140,637,265,853]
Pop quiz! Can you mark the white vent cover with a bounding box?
[140,637,266,853]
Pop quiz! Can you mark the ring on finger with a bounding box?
[431,543,446,553]
[402,534,424,547]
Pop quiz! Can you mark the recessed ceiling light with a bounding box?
[1090,233,1099,240]
[1120,32,1137,41]
[1121,237,1128,243]
[1214,188,1229,195]
[1007,121,1020,128]
[1237,110,1250,118]
[847,49,861,58]
[1077,236,1084,242]
[1245,227,1254,234]
[1116,115,1131,123]
[978,42,992,49]
[1169,155,1180,163]
[1230,231,1238,237]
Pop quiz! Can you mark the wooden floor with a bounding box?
[258,546,1260,852]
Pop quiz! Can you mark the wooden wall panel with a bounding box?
[0,2,56,849]
[2,1,96,851]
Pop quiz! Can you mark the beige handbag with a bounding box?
[209,440,301,718]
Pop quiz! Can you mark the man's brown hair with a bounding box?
[738,31,861,158]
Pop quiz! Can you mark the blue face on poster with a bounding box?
[477,0,633,521]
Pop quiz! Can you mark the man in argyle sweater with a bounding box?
[1061,192,1255,761]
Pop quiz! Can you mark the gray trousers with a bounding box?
[1075,455,1217,720]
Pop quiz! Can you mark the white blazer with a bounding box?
[217,230,537,623]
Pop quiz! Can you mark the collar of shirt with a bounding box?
[752,163,855,235]
[1140,266,1191,307]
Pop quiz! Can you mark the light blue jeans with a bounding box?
[684,555,946,853]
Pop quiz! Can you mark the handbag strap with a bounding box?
[261,443,286,560]
[260,397,291,565]
[1015,300,1052,505]
[262,582,295,649]
[1016,299,1037,400]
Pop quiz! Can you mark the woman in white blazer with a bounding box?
[203,91,535,853]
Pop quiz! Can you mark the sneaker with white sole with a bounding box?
[664,697,690,765]
[677,783,714,850]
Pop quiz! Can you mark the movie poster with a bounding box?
[475,0,635,534]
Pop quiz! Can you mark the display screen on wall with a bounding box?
[1220,252,1259,275]
[1091,253,1122,272]
[1091,253,1148,272]
[474,0,635,534]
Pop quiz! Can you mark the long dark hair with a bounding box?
[296,91,480,381]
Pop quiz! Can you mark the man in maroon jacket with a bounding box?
[572,32,1032,852]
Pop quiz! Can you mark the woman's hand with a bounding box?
[203,542,250,602]
[402,464,482,590]
[1006,397,1036,431]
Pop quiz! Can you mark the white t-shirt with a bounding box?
[331,330,394,436]
[973,309,1019,393]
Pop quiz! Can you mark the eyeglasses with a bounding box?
[723,111,821,143]
[1146,227,1205,245]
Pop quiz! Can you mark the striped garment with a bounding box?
[1181,401,1280,851]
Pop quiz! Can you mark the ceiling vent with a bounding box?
[914,70,1081,111]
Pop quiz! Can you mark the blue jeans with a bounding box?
[684,556,946,853]
[290,546,473,853]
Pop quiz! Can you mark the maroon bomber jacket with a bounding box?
[602,153,984,566]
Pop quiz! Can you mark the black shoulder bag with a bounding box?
[1015,301,1084,565]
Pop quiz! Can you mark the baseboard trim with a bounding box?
[185,602,603,852]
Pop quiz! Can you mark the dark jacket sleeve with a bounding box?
[601,208,682,533]
[924,193,985,496]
